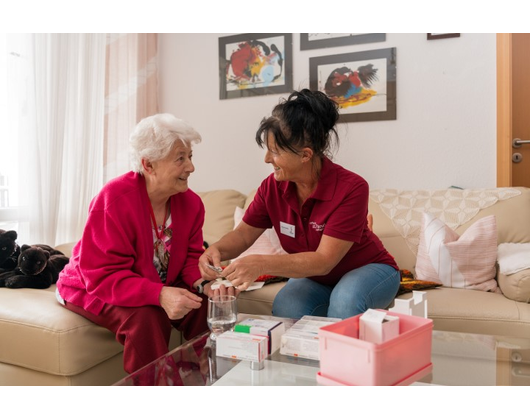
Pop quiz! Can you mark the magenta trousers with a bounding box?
[64,284,208,374]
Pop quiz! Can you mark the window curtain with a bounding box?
[103,33,158,183]
[5,33,158,246]
[22,33,107,246]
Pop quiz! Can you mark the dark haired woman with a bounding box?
[199,89,400,319]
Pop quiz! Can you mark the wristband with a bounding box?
[196,279,210,294]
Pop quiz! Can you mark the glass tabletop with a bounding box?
[113,314,530,386]
[113,314,310,386]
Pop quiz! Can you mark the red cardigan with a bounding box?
[57,172,205,315]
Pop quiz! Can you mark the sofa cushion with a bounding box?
[237,282,287,315]
[238,282,530,338]
[398,287,530,338]
[0,285,123,376]
[415,213,498,292]
[497,243,530,275]
[244,190,257,210]
[368,187,530,275]
[498,269,530,303]
[197,189,247,245]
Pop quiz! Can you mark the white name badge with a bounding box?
[280,221,296,238]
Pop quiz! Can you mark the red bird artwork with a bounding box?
[324,64,378,108]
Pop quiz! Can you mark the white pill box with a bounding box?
[280,315,342,361]
[234,318,285,354]
[216,331,268,363]
[359,309,400,344]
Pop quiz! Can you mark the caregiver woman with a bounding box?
[199,89,400,319]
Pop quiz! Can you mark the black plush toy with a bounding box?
[0,244,69,289]
[0,229,20,273]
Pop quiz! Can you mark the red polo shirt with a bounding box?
[243,157,398,286]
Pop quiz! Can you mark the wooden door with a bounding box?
[497,33,530,187]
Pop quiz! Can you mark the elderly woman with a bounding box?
[200,89,400,320]
[57,114,210,374]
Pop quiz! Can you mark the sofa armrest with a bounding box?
[55,242,76,258]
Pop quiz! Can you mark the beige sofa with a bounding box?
[206,187,530,339]
[1,187,529,385]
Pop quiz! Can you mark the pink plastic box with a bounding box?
[317,310,433,386]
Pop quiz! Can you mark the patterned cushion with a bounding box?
[415,213,499,292]
[369,188,521,255]
[397,269,441,296]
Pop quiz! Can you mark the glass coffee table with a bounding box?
[113,314,530,386]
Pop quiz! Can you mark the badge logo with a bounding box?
[309,221,325,232]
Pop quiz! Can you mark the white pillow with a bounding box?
[497,243,530,275]
[231,207,286,261]
[415,212,499,292]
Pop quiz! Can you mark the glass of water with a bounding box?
[207,295,237,341]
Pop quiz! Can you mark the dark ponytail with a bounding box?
[255,89,339,157]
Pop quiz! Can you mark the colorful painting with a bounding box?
[300,33,385,50]
[309,48,396,123]
[219,33,293,100]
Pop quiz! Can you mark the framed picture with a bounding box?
[300,33,385,50]
[219,33,293,100]
[309,48,396,123]
[427,33,460,40]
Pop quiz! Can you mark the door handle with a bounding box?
[513,138,530,148]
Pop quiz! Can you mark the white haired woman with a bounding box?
[57,114,210,375]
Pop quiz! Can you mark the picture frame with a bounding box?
[300,33,386,50]
[219,33,293,100]
[309,48,396,123]
[427,33,460,40]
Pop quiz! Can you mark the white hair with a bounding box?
[129,113,202,173]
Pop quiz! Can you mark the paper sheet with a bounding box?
[210,279,265,292]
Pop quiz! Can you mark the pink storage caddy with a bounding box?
[317,310,433,386]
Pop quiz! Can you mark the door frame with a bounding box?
[496,33,512,187]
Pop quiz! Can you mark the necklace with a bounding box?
[148,200,169,242]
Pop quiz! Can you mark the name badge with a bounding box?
[280,221,296,238]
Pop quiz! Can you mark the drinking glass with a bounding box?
[207,295,237,341]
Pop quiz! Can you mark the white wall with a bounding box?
[159,33,497,195]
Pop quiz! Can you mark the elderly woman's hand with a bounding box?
[159,287,202,320]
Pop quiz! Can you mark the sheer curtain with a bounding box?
[1,33,158,246]
[7,33,106,246]
[104,33,158,183]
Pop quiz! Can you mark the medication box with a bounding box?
[280,315,341,361]
[317,310,433,386]
[234,318,285,354]
[359,309,400,344]
[390,291,428,318]
[216,331,268,363]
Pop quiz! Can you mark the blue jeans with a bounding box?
[272,264,400,319]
